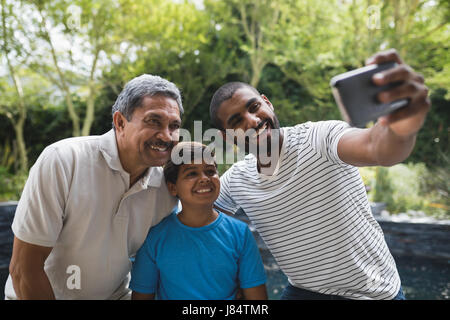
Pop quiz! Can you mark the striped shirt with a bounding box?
[216,120,401,300]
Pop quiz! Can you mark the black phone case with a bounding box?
[330,62,408,128]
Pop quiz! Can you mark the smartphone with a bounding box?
[330,62,408,128]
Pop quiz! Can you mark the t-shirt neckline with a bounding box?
[174,211,223,231]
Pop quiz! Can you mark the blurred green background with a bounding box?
[0,0,448,217]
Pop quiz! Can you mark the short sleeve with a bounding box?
[215,167,239,214]
[129,237,159,294]
[305,120,354,164]
[11,147,69,247]
[238,227,267,289]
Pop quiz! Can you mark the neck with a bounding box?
[256,129,284,173]
[177,204,218,228]
[116,136,147,187]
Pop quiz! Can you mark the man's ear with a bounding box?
[167,181,178,197]
[113,111,127,132]
[261,94,274,110]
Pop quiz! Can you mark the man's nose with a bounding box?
[156,126,173,143]
[243,112,261,131]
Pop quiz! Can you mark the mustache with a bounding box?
[145,140,174,149]
[255,119,273,131]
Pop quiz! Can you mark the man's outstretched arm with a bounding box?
[338,49,431,167]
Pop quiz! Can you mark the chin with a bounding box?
[144,157,170,168]
[144,150,172,167]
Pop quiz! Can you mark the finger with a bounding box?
[366,48,404,66]
[377,115,389,126]
[377,81,428,103]
[372,64,413,86]
[413,72,425,84]
[385,96,431,125]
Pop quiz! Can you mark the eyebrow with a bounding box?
[181,164,216,173]
[180,165,197,174]
[144,113,181,125]
[227,97,258,126]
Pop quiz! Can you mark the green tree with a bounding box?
[0,0,28,172]
[24,0,122,136]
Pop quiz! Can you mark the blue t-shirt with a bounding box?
[129,211,266,300]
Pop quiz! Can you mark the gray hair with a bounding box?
[112,74,183,128]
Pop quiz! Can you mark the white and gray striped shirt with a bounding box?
[216,120,401,300]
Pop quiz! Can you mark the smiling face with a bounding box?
[216,87,281,155]
[114,94,182,172]
[168,162,220,208]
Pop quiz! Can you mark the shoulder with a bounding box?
[138,213,177,258]
[147,212,176,239]
[303,120,350,135]
[285,120,348,136]
[280,122,311,146]
[224,157,253,178]
[38,135,102,165]
[50,135,102,157]
[218,212,250,235]
[285,120,350,146]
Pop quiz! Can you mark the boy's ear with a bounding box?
[167,182,177,197]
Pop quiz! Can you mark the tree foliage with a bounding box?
[0,0,448,175]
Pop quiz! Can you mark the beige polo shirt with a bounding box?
[4,130,178,299]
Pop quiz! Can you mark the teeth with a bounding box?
[195,189,212,193]
[150,145,168,152]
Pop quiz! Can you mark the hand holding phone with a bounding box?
[330,62,408,128]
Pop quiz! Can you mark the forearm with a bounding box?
[131,291,155,300]
[9,237,55,299]
[242,284,268,300]
[12,269,55,300]
[370,122,416,166]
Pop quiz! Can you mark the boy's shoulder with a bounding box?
[146,212,177,240]
[219,212,251,234]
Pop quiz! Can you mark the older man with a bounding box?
[5,74,182,299]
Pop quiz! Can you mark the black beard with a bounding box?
[243,118,281,156]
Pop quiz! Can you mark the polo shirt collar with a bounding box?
[142,166,163,188]
[99,129,123,172]
[99,129,163,189]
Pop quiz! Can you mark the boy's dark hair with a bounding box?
[209,82,260,130]
[164,142,216,185]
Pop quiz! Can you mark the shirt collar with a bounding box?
[99,129,124,172]
[141,166,163,188]
[99,129,163,189]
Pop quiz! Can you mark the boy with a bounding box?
[129,142,267,300]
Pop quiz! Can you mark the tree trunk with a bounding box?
[81,49,100,136]
[37,6,80,136]
[14,120,28,173]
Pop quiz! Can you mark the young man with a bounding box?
[129,142,267,300]
[209,49,430,300]
[6,74,182,299]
